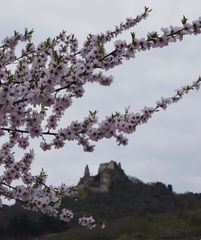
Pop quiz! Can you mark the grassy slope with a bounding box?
[36,208,201,240]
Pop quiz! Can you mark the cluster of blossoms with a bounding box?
[59,208,74,222]
[0,7,201,228]
[78,216,96,230]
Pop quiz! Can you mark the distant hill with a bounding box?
[1,161,201,239]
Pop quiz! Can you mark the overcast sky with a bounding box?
[1,0,201,193]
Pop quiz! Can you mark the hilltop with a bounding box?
[1,161,201,239]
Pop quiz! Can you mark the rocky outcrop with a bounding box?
[78,160,128,193]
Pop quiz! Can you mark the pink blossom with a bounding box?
[0,7,200,228]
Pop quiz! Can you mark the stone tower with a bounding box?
[84,164,90,178]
